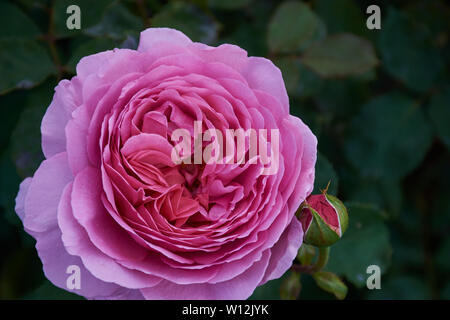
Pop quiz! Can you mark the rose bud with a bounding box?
[298,192,348,247]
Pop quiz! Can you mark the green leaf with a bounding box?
[215,0,271,56]
[0,39,55,94]
[436,237,450,272]
[84,2,143,41]
[290,100,323,137]
[442,283,450,300]
[219,23,267,57]
[249,274,287,300]
[0,210,14,250]
[274,58,324,98]
[0,90,28,149]
[274,57,300,95]
[429,87,450,150]
[53,0,112,38]
[391,232,423,269]
[313,271,347,300]
[302,34,379,78]
[431,180,450,236]
[0,248,45,299]
[0,153,22,227]
[67,37,117,73]
[314,0,370,39]
[340,167,402,217]
[298,274,335,299]
[314,78,369,120]
[0,1,41,39]
[326,203,392,288]
[10,80,56,178]
[268,1,325,54]
[366,276,429,300]
[379,8,444,92]
[345,92,433,180]
[405,2,450,36]
[208,0,252,10]
[280,271,301,300]
[24,280,83,300]
[350,179,402,218]
[313,153,338,195]
[119,34,138,50]
[296,61,324,98]
[152,2,218,44]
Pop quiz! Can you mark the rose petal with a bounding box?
[23,152,73,233]
[71,166,148,262]
[240,57,289,114]
[140,250,270,300]
[41,80,80,158]
[58,182,162,289]
[259,217,303,284]
[15,177,32,222]
[138,28,192,52]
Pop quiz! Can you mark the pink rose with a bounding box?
[15,28,317,299]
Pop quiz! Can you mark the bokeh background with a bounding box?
[0,0,449,300]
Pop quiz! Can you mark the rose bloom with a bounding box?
[15,28,317,299]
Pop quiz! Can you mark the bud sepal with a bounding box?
[313,271,348,300]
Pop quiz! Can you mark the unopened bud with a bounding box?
[298,190,348,247]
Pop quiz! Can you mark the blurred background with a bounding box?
[0,0,448,300]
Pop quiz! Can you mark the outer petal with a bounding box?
[76,50,116,81]
[16,169,124,298]
[286,115,317,211]
[41,80,80,158]
[65,107,91,175]
[15,177,32,221]
[35,227,125,299]
[240,57,289,114]
[187,43,248,72]
[259,218,303,285]
[58,183,161,289]
[140,250,271,300]
[138,28,192,52]
[23,152,73,233]
[55,183,145,298]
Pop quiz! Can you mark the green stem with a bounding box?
[291,246,330,274]
[291,264,314,273]
[312,247,330,272]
